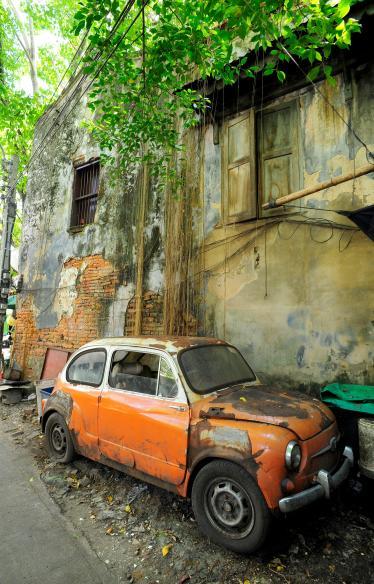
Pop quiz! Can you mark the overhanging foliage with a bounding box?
[74,0,362,175]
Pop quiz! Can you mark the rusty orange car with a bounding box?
[41,337,353,553]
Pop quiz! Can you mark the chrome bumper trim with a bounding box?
[279,446,354,513]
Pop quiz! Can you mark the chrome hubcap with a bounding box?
[205,478,255,539]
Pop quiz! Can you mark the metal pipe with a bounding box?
[262,163,374,210]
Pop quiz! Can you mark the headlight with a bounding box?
[285,440,302,471]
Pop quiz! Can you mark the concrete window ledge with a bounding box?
[68,225,87,235]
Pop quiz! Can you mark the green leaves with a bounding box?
[68,0,362,177]
[308,65,320,82]
[0,0,80,192]
[337,0,351,19]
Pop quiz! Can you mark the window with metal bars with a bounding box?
[71,160,100,227]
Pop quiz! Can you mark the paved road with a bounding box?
[0,426,117,584]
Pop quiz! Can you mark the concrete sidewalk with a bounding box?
[0,426,117,584]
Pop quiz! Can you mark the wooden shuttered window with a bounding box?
[222,101,299,222]
[223,110,256,223]
[257,103,299,216]
[71,160,100,227]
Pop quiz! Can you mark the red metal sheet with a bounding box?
[40,348,71,380]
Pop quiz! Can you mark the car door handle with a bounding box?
[168,405,186,412]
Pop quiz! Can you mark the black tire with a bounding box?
[45,412,75,464]
[191,460,270,554]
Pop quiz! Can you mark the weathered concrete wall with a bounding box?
[201,69,374,390]
[14,65,374,390]
[14,79,165,378]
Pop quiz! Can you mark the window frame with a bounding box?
[106,346,187,403]
[70,158,100,228]
[65,348,107,388]
[158,356,180,400]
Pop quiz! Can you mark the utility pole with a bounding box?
[0,152,19,373]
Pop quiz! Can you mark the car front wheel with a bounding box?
[45,412,75,464]
[191,460,270,554]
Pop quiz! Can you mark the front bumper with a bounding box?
[279,446,354,513]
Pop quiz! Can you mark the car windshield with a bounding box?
[179,344,256,394]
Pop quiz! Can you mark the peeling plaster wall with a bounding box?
[201,69,374,390]
[15,64,374,389]
[15,80,165,378]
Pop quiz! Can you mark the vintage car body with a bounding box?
[42,336,353,553]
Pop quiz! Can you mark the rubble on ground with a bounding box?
[1,400,373,583]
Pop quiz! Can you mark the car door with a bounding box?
[98,347,189,485]
[62,348,107,459]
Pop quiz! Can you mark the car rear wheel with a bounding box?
[191,460,270,554]
[45,412,75,464]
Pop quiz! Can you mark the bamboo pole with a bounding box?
[262,163,374,210]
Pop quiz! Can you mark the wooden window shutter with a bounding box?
[258,103,300,217]
[223,110,256,223]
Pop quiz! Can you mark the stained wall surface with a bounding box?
[200,69,374,389]
[14,64,374,390]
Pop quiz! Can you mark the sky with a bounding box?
[10,0,64,95]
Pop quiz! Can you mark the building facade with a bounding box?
[14,11,374,391]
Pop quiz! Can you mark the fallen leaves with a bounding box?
[268,558,289,581]
[239,397,247,402]
[162,543,173,557]
[66,476,80,489]
[124,504,131,513]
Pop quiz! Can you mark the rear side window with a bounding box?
[109,350,159,395]
[66,350,106,387]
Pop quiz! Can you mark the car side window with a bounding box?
[109,350,159,395]
[66,350,106,387]
[158,358,179,399]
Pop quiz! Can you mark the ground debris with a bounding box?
[1,399,373,584]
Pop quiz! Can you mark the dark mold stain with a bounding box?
[297,346,305,368]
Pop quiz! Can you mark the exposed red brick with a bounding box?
[13,255,119,380]
[124,291,164,337]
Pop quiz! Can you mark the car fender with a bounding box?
[187,418,297,509]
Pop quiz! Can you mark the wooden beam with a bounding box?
[262,163,374,210]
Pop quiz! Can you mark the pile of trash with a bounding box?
[0,379,35,405]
